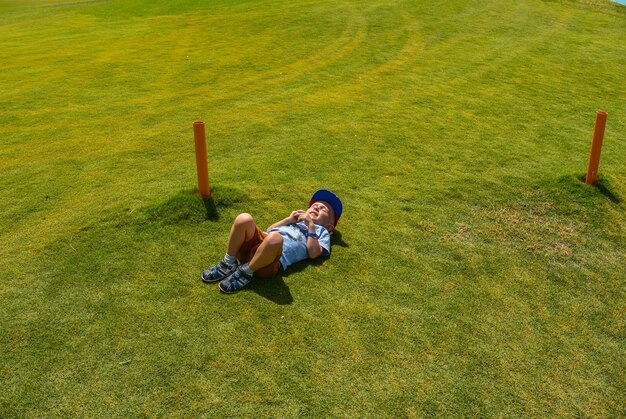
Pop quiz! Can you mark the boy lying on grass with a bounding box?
[202,189,343,294]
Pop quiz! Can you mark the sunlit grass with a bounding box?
[1,0,625,416]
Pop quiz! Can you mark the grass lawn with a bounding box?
[1,0,625,416]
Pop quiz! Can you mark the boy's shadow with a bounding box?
[246,230,349,304]
[330,230,349,249]
[246,259,322,305]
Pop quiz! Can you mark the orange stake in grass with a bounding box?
[585,111,608,185]
[193,121,211,197]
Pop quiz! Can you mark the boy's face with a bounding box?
[306,201,335,232]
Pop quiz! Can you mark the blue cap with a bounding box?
[309,189,343,227]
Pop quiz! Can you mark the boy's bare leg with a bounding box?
[248,232,283,272]
[226,213,257,257]
[218,230,283,294]
[202,213,259,284]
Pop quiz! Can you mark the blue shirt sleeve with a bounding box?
[316,225,331,257]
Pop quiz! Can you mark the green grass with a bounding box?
[1,0,625,416]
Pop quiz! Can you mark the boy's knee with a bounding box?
[235,213,254,225]
[266,232,283,246]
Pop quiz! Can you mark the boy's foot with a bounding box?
[219,267,254,294]
[201,260,238,283]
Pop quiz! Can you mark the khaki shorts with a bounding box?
[236,227,282,279]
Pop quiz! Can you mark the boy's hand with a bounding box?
[290,210,305,222]
[294,211,315,228]
[299,213,314,229]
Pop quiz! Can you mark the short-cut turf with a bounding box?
[1,0,625,416]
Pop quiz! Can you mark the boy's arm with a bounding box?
[267,210,304,231]
[303,215,323,259]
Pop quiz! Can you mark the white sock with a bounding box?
[224,253,237,265]
[240,263,253,276]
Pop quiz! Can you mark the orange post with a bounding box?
[585,111,608,185]
[193,121,211,197]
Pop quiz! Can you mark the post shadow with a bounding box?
[201,196,219,220]
[577,174,622,204]
[592,180,622,204]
